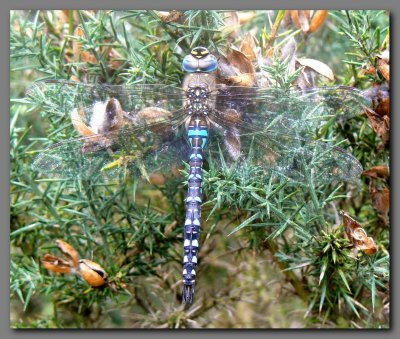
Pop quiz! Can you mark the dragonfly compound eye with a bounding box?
[182,47,218,73]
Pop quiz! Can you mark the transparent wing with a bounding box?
[208,85,371,135]
[27,80,186,128]
[206,86,368,184]
[206,128,362,185]
[29,80,190,180]
[31,120,190,181]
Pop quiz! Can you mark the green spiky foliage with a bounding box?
[10,10,389,328]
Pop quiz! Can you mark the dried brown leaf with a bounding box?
[377,58,390,81]
[292,10,310,32]
[290,10,301,30]
[296,67,317,89]
[70,108,97,137]
[362,64,377,76]
[362,165,390,179]
[309,10,328,33]
[296,58,334,80]
[223,74,256,87]
[342,212,377,255]
[159,10,184,23]
[219,48,256,86]
[223,108,242,124]
[365,107,390,146]
[56,239,80,268]
[218,56,239,79]
[227,48,255,75]
[375,95,390,117]
[73,26,97,63]
[363,85,390,117]
[59,10,70,25]
[370,181,390,223]
[378,49,390,63]
[106,98,126,132]
[79,259,108,287]
[240,33,258,62]
[108,48,124,70]
[137,107,173,134]
[70,75,80,82]
[42,254,74,274]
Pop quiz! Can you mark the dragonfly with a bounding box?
[29,46,371,304]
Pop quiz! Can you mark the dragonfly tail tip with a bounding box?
[182,284,195,304]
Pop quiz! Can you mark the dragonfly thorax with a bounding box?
[186,86,210,115]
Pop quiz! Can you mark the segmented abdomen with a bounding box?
[182,115,208,304]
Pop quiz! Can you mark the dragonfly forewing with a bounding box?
[29,80,190,180]
[208,85,371,136]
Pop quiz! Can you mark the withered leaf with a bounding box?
[375,95,390,117]
[71,108,97,137]
[362,165,390,179]
[108,48,124,71]
[227,48,256,75]
[296,58,334,81]
[296,67,317,89]
[73,26,97,64]
[342,212,377,255]
[240,33,258,62]
[56,239,80,268]
[60,10,79,26]
[42,254,74,274]
[223,108,242,124]
[105,98,126,132]
[369,181,390,223]
[70,75,80,82]
[159,10,184,23]
[377,57,390,81]
[218,48,256,87]
[290,10,310,32]
[309,10,328,33]
[378,49,390,63]
[363,85,390,117]
[289,10,301,30]
[137,106,173,134]
[137,106,172,123]
[365,107,390,146]
[361,64,377,76]
[79,259,108,287]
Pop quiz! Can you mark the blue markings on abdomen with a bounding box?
[188,129,208,137]
[188,128,208,149]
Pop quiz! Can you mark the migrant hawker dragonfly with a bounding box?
[29,46,370,304]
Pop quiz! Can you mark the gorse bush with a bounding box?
[10,10,389,328]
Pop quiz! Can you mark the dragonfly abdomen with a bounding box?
[182,115,208,304]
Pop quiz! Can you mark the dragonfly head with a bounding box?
[182,46,218,73]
